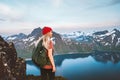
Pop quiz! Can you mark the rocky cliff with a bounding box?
[0,36,26,80]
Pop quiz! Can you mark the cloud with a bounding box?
[0,21,38,35]
[0,18,6,22]
[87,0,120,9]
[0,3,11,14]
[109,0,120,5]
[0,3,24,22]
[51,0,63,7]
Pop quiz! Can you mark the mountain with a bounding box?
[61,28,120,52]
[5,27,120,58]
[61,31,92,42]
[5,27,67,58]
[93,29,120,51]
[28,27,42,38]
[5,33,27,40]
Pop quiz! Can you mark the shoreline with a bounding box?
[25,51,120,60]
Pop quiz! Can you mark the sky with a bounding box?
[0,0,120,36]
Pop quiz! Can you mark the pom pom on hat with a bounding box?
[42,26,52,35]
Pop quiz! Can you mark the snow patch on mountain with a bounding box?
[62,31,83,38]
[104,30,115,37]
[116,38,120,46]
[112,34,116,43]
[7,36,17,40]
[61,31,92,42]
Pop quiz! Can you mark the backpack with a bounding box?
[32,39,50,67]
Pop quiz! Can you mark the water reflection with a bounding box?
[26,52,120,80]
[55,52,120,80]
[91,52,120,64]
[54,53,90,66]
[55,52,120,67]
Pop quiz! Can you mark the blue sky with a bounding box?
[0,0,120,36]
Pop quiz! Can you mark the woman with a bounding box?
[36,26,56,80]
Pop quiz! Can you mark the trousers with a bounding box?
[40,68,55,80]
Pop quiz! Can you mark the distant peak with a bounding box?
[28,27,42,37]
[32,27,42,32]
[0,36,4,41]
[113,28,119,32]
[93,30,108,35]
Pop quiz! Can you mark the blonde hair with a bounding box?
[35,33,51,49]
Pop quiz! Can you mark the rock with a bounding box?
[0,36,26,80]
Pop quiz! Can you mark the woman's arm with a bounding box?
[48,49,56,72]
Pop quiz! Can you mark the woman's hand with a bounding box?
[52,66,56,72]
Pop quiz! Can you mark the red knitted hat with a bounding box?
[42,26,52,35]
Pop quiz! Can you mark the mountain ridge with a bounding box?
[5,27,120,58]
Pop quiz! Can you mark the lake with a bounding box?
[26,52,120,80]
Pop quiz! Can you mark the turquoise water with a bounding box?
[26,53,120,80]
